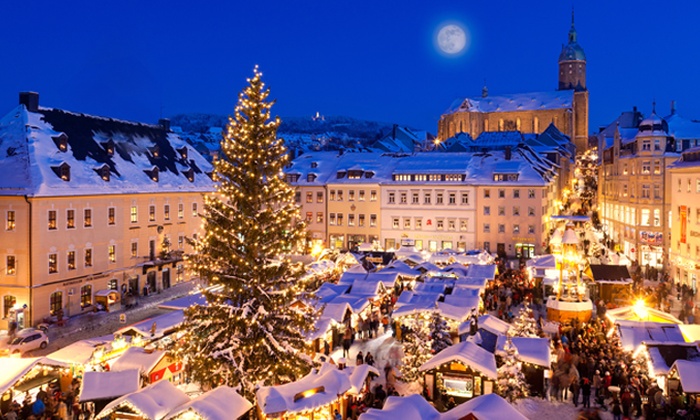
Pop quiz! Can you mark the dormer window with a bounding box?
[52,133,69,152]
[95,165,110,181]
[286,174,300,183]
[183,168,195,182]
[144,167,159,182]
[51,162,71,181]
[177,146,188,160]
[311,162,318,168]
[364,171,375,179]
[205,171,215,181]
[149,145,160,158]
[348,170,363,179]
[336,171,346,179]
[307,173,317,182]
[101,139,115,156]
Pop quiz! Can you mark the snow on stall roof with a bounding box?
[349,279,384,297]
[359,394,440,420]
[441,263,469,277]
[445,91,574,114]
[413,282,447,294]
[96,379,190,420]
[526,254,557,269]
[496,336,552,368]
[419,341,498,379]
[325,294,370,314]
[315,282,350,303]
[0,105,214,197]
[320,302,352,323]
[115,310,184,338]
[381,260,421,277]
[615,321,685,352]
[48,338,109,365]
[607,306,682,324]
[671,360,700,393]
[338,271,368,285]
[80,369,141,402]
[163,386,253,420]
[0,357,70,396]
[395,291,444,308]
[110,346,166,374]
[309,317,333,341]
[679,324,700,343]
[453,277,488,291]
[392,302,437,318]
[257,364,351,416]
[439,296,480,321]
[442,393,527,420]
[365,271,400,288]
[348,364,380,394]
[459,314,510,337]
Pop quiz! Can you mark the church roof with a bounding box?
[559,11,586,61]
[445,90,574,115]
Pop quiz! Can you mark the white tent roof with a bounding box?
[438,298,479,322]
[96,379,190,420]
[80,369,141,402]
[415,262,442,274]
[163,386,253,420]
[326,294,370,314]
[526,254,557,269]
[314,282,350,303]
[381,260,421,278]
[671,360,700,393]
[607,306,682,324]
[366,272,400,288]
[645,342,700,376]
[496,336,552,368]
[459,314,511,336]
[349,279,385,296]
[465,264,497,280]
[419,341,498,379]
[441,393,527,420]
[320,302,352,323]
[48,338,108,365]
[338,271,367,285]
[348,364,380,394]
[0,357,70,396]
[615,321,685,352]
[359,394,440,420]
[110,346,167,374]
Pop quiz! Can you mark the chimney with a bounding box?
[504,145,512,160]
[19,92,39,112]
[158,118,171,132]
[670,100,676,115]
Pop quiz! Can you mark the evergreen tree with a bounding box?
[399,312,432,383]
[176,67,315,399]
[509,304,539,338]
[429,311,452,355]
[497,337,529,402]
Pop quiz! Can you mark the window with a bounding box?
[642,161,651,174]
[623,164,628,175]
[448,219,456,230]
[317,192,324,203]
[80,285,92,308]
[306,192,313,203]
[436,219,444,230]
[412,193,419,204]
[623,184,628,197]
[400,192,407,204]
[149,205,156,221]
[513,206,520,216]
[415,218,422,230]
[424,193,431,204]
[329,190,336,201]
[528,189,535,199]
[513,189,520,198]
[689,179,692,193]
[317,212,324,223]
[192,202,198,217]
[6,211,15,231]
[403,218,410,229]
[358,190,365,201]
[6,256,16,275]
[642,185,650,198]
[484,189,491,198]
[436,193,444,204]
[337,191,344,201]
[370,214,377,227]
[130,241,138,258]
[329,213,336,225]
[84,249,92,267]
[131,205,138,223]
[498,206,505,216]
[392,217,400,229]
[84,209,92,227]
[48,210,57,230]
[109,279,118,290]
[653,161,661,174]
[483,223,490,233]
[370,190,377,201]
[388,192,395,204]
[67,251,75,270]
[642,140,651,151]
[654,209,661,227]
[461,193,469,205]
[49,253,57,273]
[178,235,184,249]
[295,192,301,203]
[336,214,343,226]
[654,139,661,151]
[348,214,355,226]
[50,292,62,316]
[164,205,170,220]
[4,295,16,318]
[178,203,184,218]
[498,189,505,198]
[349,190,355,201]
[108,245,116,263]
[697,179,700,193]
[641,209,650,226]
[449,193,456,204]
[305,212,313,223]
[357,214,364,226]
[498,224,505,233]
[484,206,490,215]
[528,207,535,216]
[513,224,520,234]
[108,207,116,225]
[528,225,535,234]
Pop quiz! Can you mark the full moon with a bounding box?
[437,24,467,55]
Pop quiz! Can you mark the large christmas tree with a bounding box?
[177,67,315,398]
[497,337,529,402]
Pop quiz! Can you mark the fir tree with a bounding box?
[429,311,452,355]
[497,337,529,402]
[509,304,539,338]
[399,312,433,383]
[176,67,316,399]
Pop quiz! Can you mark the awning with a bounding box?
[14,372,60,393]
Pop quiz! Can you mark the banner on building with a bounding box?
[681,205,688,244]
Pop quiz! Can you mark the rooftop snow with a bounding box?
[80,369,141,402]
[419,340,498,379]
[163,386,253,420]
[445,91,574,114]
[96,379,190,420]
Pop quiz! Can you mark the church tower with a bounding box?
[558,9,589,153]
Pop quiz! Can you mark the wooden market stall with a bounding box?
[95,289,122,312]
[95,380,190,420]
[0,357,72,415]
[162,386,252,420]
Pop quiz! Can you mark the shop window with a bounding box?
[50,292,62,316]
[3,295,16,318]
[81,285,92,308]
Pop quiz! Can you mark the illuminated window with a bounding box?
[192,202,198,217]
[317,192,324,203]
[305,212,313,223]
[84,209,92,227]
[400,193,407,204]
[164,205,170,220]
[329,190,336,201]
[336,214,343,226]
[84,249,92,267]
[6,211,15,231]
[306,192,313,203]
[370,190,377,201]
[448,219,456,230]
[3,296,16,318]
[67,251,76,270]
[131,242,138,258]
[6,256,15,275]
[48,210,57,230]
[484,189,491,198]
[149,205,156,222]
[50,292,62,315]
[358,190,365,201]
[49,253,58,273]
[461,193,469,205]
[370,214,377,227]
[108,245,116,263]
[436,219,444,230]
[108,207,116,225]
[329,213,336,225]
[131,206,138,223]
[178,203,184,218]
[415,218,422,230]
[81,285,92,308]
[388,193,395,204]
[349,190,355,201]
[513,224,520,234]
[317,212,324,224]
[67,209,75,229]
[403,218,410,229]
[392,218,399,229]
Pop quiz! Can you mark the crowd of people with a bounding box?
[2,380,86,420]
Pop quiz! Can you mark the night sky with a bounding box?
[2,1,699,133]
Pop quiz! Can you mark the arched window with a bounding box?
[50,291,63,316]
[3,295,16,318]
[81,285,92,308]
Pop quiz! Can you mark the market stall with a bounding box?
[79,369,141,416]
[95,289,121,312]
[95,380,190,420]
[162,386,253,420]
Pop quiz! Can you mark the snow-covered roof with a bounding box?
[0,357,70,396]
[645,342,700,376]
[348,364,380,394]
[359,394,440,420]
[615,321,685,352]
[115,310,184,339]
[459,314,511,336]
[438,297,479,322]
[48,338,108,365]
[496,337,552,368]
[256,364,352,416]
[381,260,421,278]
[314,282,350,303]
[349,279,384,296]
[666,113,700,140]
[163,386,253,420]
[679,324,700,343]
[80,369,141,402]
[0,103,214,197]
[338,271,368,286]
[465,264,497,279]
[110,346,167,374]
[607,306,682,325]
[419,341,498,379]
[96,379,190,420]
[445,91,574,114]
[671,360,700,393]
[325,294,369,314]
[526,254,557,269]
[365,271,400,288]
[442,393,527,420]
[320,302,352,323]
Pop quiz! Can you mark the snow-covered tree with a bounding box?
[429,311,452,355]
[497,337,529,402]
[399,312,433,383]
[176,67,316,399]
[509,304,539,338]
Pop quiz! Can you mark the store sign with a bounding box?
[681,205,688,244]
[640,231,663,246]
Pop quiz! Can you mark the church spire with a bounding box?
[569,7,577,44]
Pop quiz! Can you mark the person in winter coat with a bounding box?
[581,377,592,408]
[620,388,632,418]
[611,396,622,420]
[592,370,602,398]
[364,352,375,366]
[356,351,364,366]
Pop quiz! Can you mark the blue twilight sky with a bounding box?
[1,1,699,133]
